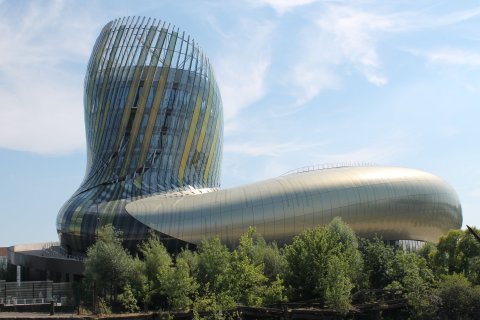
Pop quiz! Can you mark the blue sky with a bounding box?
[0,0,479,246]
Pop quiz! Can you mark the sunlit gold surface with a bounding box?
[126,166,462,245]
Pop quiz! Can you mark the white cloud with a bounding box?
[314,145,402,165]
[288,4,480,108]
[371,7,480,32]
[247,0,320,14]
[424,7,480,29]
[225,140,325,157]
[289,6,392,107]
[213,19,274,125]
[261,159,292,178]
[291,45,341,106]
[424,49,480,67]
[405,47,480,91]
[0,1,103,154]
[314,6,392,82]
[0,1,95,69]
[0,67,85,154]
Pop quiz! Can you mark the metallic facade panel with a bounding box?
[126,166,462,245]
[57,16,462,254]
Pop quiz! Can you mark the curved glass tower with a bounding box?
[57,17,462,254]
[57,17,223,253]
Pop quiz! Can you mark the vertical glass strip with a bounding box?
[120,24,159,177]
[136,31,179,168]
[203,112,221,185]
[192,65,215,164]
[178,95,203,183]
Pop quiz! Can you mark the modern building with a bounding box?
[56,16,462,254]
[57,16,223,254]
[0,248,7,271]
[8,17,462,280]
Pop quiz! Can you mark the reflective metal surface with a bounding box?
[126,166,462,246]
[57,16,462,253]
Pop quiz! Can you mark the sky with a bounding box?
[0,0,479,246]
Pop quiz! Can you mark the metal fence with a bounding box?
[0,280,73,306]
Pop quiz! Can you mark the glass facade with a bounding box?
[57,17,223,253]
[57,17,462,254]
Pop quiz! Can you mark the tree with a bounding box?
[195,230,286,309]
[417,241,436,269]
[361,236,396,289]
[386,251,437,319]
[284,225,337,300]
[328,216,359,249]
[236,227,286,281]
[433,228,480,285]
[196,237,232,297]
[284,218,362,312]
[231,228,286,306]
[162,253,198,310]
[138,232,198,311]
[84,225,137,310]
[327,217,364,288]
[435,273,480,319]
[118,284,140,313]
[324,255,353,314]
[138,233,172,309]
[433,229,464,275]
[193,287,238,320]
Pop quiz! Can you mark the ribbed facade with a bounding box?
[126,166,462,246]
[57,16,462,254]
[57,17,223,253]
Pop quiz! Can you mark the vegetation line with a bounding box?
[5,218,477,319]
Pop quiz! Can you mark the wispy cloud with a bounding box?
[417,7,480,29]
[0,1,102,154]
[405,47,480,91]
[422,48,480,67]
[225,140,326,157]
[314,145,403,165]
[290,37,341,107]
[0,1,96,69]
[288,5,392,108]
[247,0,320,14]
[0,67,85,154]
[212,18,275,127]
[286,4,480,109]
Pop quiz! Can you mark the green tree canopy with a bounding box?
[195,230,286,310]
[284,217,363,313]
[138,232,197,311]
[433,228,480,284]
[361,236,396,289]
[84,225,137,308]
[386,251,437,318]
[435,273,480,319]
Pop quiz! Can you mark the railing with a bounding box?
[0,297,68,305]
[41,245,85,262]
[281,162,377,176]
[0,280,73,306]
